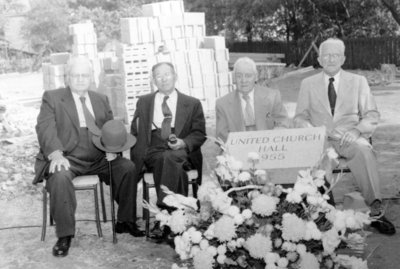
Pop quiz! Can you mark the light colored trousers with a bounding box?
[329,137,381,205]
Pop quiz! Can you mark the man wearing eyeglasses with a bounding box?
[130,62,206,244]
[34,55,144,258]
[294,38,395,235]
[216,57,289,142]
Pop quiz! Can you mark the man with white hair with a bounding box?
[216,57,289,142]
[294,38,395,235]
[34,55,144,257]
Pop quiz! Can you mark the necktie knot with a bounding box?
[242,93,250,101]
[80,96,86,103]
[329,77,334,83]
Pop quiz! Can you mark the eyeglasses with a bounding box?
[320,54,343,60]
[235,73,255,80]
[69,74,91,79]
[154,73,174,81]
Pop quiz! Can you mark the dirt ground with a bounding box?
[0,69,399,269]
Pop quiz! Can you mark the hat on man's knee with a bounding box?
[92,120,136,153]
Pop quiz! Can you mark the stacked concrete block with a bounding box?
[118,0,233,120]
[69,21,98,59]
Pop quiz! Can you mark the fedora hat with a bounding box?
[92,120,136,153]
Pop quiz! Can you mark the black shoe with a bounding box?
[148,221,165,242]
[52,236,72,257]
[115,222,145,237]
[370,216,396,235]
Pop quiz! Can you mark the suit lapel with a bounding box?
[174,91,190,136]
[254,86,268,130]
[335,71,351,118]
[146,93,156,142]
[313,73,332,115]
[61,88,80,132]
[230,91,245,131]
[88,91,103,126]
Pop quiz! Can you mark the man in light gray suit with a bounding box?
[294,38,395,235]
[216,57,289,142]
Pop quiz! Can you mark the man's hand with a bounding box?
[105,152,118,162]
[49,151,70,173]
[340,129,361,148]
[168,138,186,150]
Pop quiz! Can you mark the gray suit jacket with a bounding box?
[215,85,289,142]
[294,70,379,139]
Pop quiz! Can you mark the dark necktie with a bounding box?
[79,96,101,136]
[161,95,172,140]
[328,77,337,116]
[242,93,255,126]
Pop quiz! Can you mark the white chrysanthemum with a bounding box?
[209,189,232,213]
[217,244,227,255]
[233,214,244,225]
[299,252,319,269]
[312,169,326,180]
[206,246,217,256]
[169,210,189,234]
[155,210,171,227]
[254,169,266,176]
[281,213,306,242]
[282,241,296,252]
[193,249,214,269]
[322,228,341,254]
[199,239,209,250]
[265,264,277,269]
[190,245,201,257]
[245,233,272,259]
[213,215,237,242]
[304,221,322,241]
[277,257,289,268]
[174,235,192,260]
[241,209,252,219]
[286,189,302,203]
[227,205,240,217]
[227,240,237,251]
[217,254,226,264]
[264,252,279,264]
[248,151,260,161]
[296,244,307,255]
[251,194,278,216]
[236,237,245,247]
[237,171,251,182]
[188,228,203,244]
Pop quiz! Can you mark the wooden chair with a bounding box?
[41,175,107,241]
[142,170,199,239]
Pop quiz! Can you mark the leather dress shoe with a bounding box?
[52,235,72,257]
[370,215,396,235]
[115,222,145,237]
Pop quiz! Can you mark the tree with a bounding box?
[380,0,400,26]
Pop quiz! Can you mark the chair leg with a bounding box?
[99,181,107,223]
[41,186,47,241]
[192,180,198,199]
[143,181,151,239]
[93,185,103,237]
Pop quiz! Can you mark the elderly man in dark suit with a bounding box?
[216,57,289,142]
[34,56,144,257]
[130,62,206,242]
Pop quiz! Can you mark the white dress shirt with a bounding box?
[71,91,95,128]
[152,90,178,130]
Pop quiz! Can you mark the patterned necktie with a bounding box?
[79,96,101,136]
[161,95,172,140]
[328,77,337,116]
[242,93,255,126]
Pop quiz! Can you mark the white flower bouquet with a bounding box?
[145,138,371,269]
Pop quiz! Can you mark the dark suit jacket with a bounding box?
[33,87,113,184]
[130,90,206,180]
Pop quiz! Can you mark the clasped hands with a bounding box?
[339,128,361,148]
